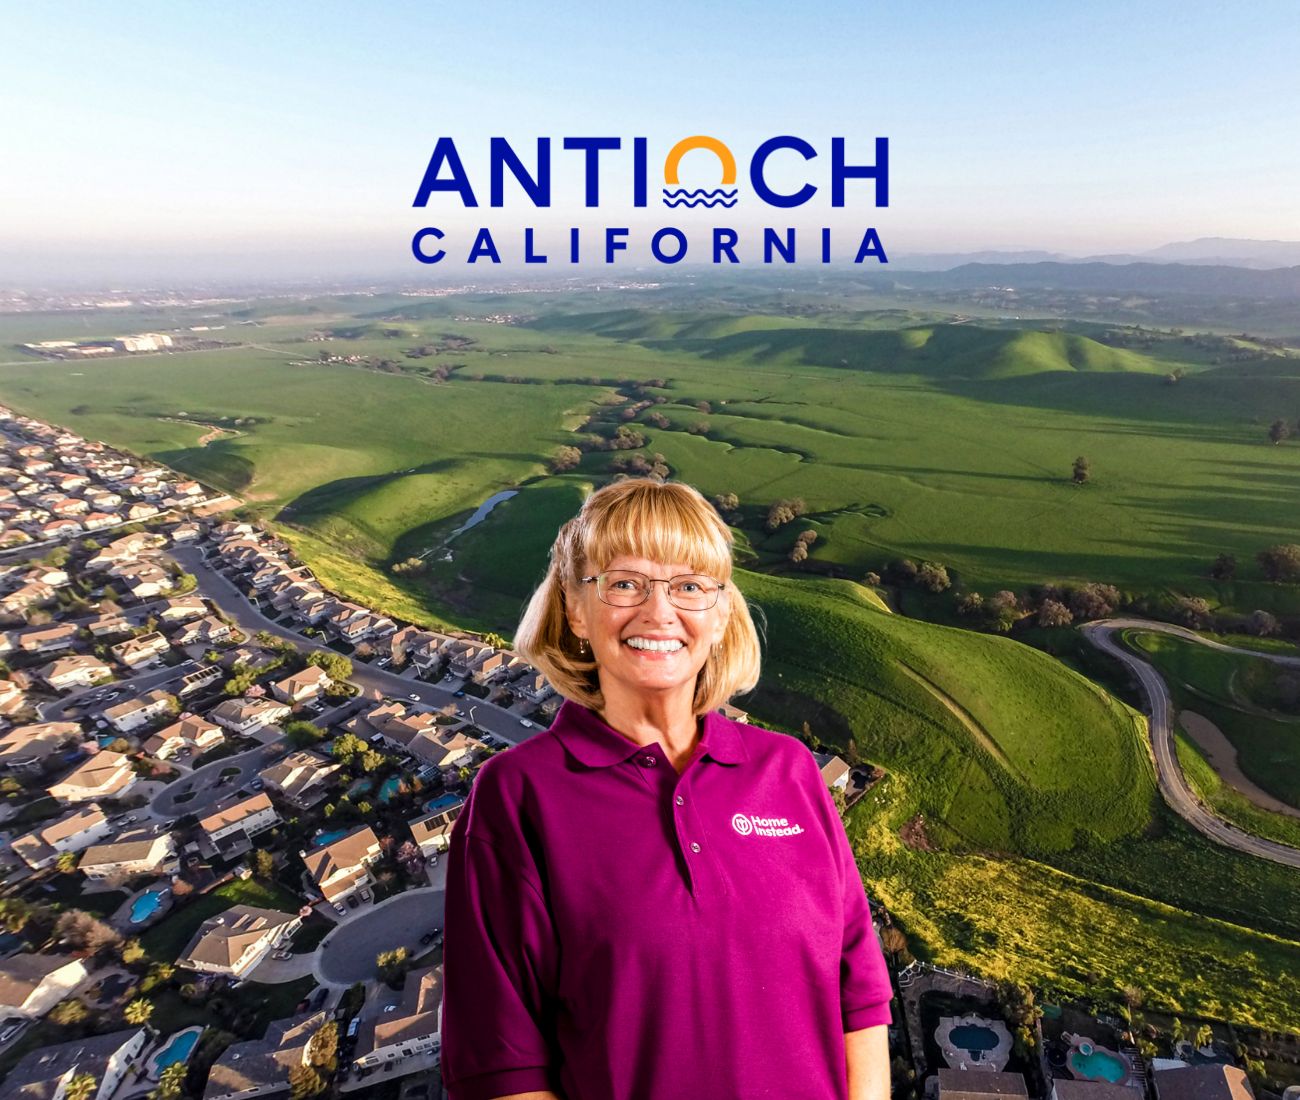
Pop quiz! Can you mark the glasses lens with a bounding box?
[599,570,650,606]
[669,575,719,610]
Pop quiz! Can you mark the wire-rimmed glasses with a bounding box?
[581,569,726,611]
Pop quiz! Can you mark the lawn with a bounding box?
[140,878,302,962]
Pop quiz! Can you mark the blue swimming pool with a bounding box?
[313,829,348,847]
[951,1024,999,1052]
[423,793,462,814]
[378,776,402,803]
[1071,1047,1129,1083]
[150,1027,201,1076]
[129,887,168,924]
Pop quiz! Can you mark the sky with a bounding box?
[4,0,1299,284]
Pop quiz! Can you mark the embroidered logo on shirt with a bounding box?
[731,812,805,837]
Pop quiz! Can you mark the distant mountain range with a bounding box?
[894,238,1300,272]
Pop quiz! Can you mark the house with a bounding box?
[78,827,177,881]
[179,905,301,979]
[170,521,203,541]
[1052,1085,1147,1100]
[812,751,851,791]
[158,594,207,622]
[217,646,281,673]
[15,621,79,654]
[12,803,112,870]
[85,531,158,570]
[937,1070,1029,1100]
[86,613,133,638]
[110,630,171,669]
[0,954,92,1018]
[3,1027,146,1099]
[408,802,463,857]
[104,689,175,733]
[38,517,83,539]
[170,614,233,645]
[143,714,224,760]
[302,824,381,903]
[375,625,440,666]
[1153,1064,1256,1100]
[48,750,137,803]
[469,650,509,685]
[82,510,120,531]
[258,750,340,808]
[270,664,331,705]
[0,721,82,772]
[40,654,114,692]
[353,965,443,1072]
[209,697,291,736]
[0,676,24,716]
[178,664,223,696]
[204,1011,329,1100]
[109,561,171,599]
[199,792,281,854]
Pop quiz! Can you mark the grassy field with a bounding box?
[2,295,1299,1030]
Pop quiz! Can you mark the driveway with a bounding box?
[315,888,444,986]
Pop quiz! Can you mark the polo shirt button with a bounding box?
[675,795,684,806]
[690,842,701,853]
[643,755,657,767]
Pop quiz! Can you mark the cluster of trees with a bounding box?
[956,581,1124,633]
[329,732,387,774]
[711,492,740,518]
[390,556,427,576]
[766,497,807,531]
[788,530,818,564]
[1211,545,1300,584]
[880,558,952,594]
[609,452,670,480]
[1267,417,1300,444]
[288,1020,338,1098]
[377,946,411,986]
[308,651,353,682]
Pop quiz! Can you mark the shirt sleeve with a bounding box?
[441,780,563,1099]
[806,752,895,1032]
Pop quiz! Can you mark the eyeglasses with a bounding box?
[581,569,726,610]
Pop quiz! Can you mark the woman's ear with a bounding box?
[563,582,588,641]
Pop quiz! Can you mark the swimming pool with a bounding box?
[951,1024,999,1052]
[149,1026,202,1078]
[313,829,348,847]
[129,887,169,924]
[1070,1046,1129,1083]
[423,793,462,814]
[378,776,402,803]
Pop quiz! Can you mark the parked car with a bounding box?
[408,693,420,701]
[250,778,264,790]
[519,719,534,728]
[359,887,371,901]
[454,690,466,698]
[346,894,359,909]
[420,929,437,945]
[0,1019,27,1044]
[333,902,347,915]
[272,948,292,960]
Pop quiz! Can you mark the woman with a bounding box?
[440,479,893,1100]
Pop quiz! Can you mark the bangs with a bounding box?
[579,484,733,581]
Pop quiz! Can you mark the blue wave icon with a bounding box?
[662,188,738,208]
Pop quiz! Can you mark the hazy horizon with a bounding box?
[5,1,1298,284]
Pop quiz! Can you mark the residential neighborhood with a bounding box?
[0,403,1280,1100]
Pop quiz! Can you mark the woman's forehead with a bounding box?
[598,554,708,574]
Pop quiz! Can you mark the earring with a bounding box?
[579,639,589,655]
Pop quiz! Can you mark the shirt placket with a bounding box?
[630,746,718,899]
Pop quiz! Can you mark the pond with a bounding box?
[447,490,517,542]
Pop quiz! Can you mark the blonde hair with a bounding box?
[515,479,762,715]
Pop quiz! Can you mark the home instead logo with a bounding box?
[410,135,889,267]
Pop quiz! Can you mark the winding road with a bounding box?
[1082,617,1300,869]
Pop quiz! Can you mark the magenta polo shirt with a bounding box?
[440,698,894,1100]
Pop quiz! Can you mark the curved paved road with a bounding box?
[315,888,444,985]
[1082,617,1300,869]
[149,743,281,819]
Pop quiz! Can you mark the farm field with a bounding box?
[1,292,1299,1029]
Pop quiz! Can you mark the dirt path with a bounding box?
[1180,710,1300,820]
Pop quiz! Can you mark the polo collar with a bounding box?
[553,698,748,769]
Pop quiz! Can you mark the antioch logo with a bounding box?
[410,134,889,266]
[732,812,805,838]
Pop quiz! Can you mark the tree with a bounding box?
[712,492,739,517]
[152,1062,188,1100]
[1072,456,1091,484]
[359,749,385,773]
[1268,418,1291,444]
[1069,583,1121,620]
[49,998,89,1026]
[885,558,918,585]
[0,898,33,933]
[56,850,80,874]
[1163,367,1185,385]
[124,997,154,1025]
[253,849,275,879]
[1037,599,1073,628]
[1208,554,1237,581]
[307,1020,339,1071]
[284,720,326,748]
[1194,1022,1214,1050]
[765,497,807,531]
[1175,596,1213,629]
[64,1074,97,1100]
[916,561,951,593]
[377,947,411,985]
[1257,544,1300,582]
[308,650,352,682]
[56,909,122,953]
[549,445,582,473]
[331,733,366,765]
[1247,609,1279,637]
[288,1063,326,1099]
[120,939,146,966]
